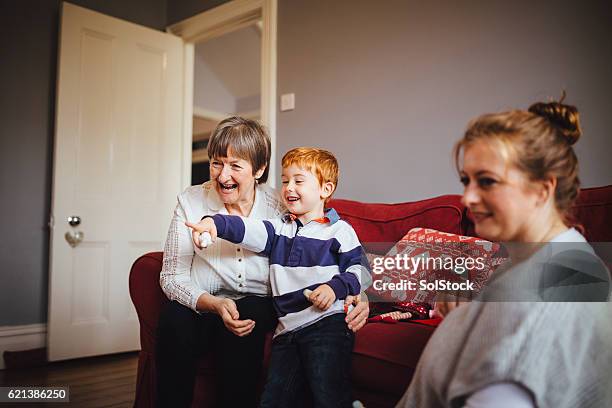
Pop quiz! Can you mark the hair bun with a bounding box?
[528,100,582,145]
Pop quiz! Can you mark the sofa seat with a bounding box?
[351,321,436,407]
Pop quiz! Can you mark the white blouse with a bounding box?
[160,181,285,311]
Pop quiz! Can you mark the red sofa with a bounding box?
[129,186,612,408]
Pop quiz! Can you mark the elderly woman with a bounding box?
[398,99,611,408]
[156,117,369,408]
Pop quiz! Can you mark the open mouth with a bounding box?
[286,196,300,202]
[219,181,238,191]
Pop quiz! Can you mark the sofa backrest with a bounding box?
[330,195,467,254]
[571,185,612,242]
[330,185,612,250]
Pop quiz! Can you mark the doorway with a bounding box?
[191,22,262,185]
[168,0,278,188]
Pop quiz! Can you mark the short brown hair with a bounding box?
[454,96,582,221]
[282,147,339,202]
[207,116,271,183]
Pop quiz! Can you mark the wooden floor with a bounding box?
[0,351,138,407]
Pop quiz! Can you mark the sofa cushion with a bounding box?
[330,195,466,254]
[371,228,501,307]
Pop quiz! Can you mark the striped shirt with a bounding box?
[209,208,368,337]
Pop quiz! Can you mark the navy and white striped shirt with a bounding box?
[209,208,368,337]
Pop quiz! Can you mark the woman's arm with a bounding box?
[161,206,257,337]
[160,202,207,311]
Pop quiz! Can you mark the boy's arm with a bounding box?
[207,214,277,257]
[325,223,370,300]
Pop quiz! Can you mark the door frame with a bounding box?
[167,0,278,187]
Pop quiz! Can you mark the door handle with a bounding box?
[65,231,84,248]
[66,216,83,247]
[68,215,81,227]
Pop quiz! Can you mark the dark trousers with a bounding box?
[156,297,277,408]
[259,313,355,408]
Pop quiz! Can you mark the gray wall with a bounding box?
[277,0,612,203]
[0,0,166,326]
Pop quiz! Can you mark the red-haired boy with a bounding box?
[188,147,369,407]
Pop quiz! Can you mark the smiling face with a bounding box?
[281,164,334,223]
[209,147,263,207]
[460,141,545,242]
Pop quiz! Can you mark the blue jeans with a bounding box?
[259,313,355,408]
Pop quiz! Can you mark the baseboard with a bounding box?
[0,324,47,370]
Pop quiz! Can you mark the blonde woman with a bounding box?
[398,98,611,408]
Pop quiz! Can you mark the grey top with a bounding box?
[396,229,612,408]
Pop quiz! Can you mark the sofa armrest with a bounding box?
[129,251,168,352]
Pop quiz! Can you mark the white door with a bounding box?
[48,3,184,361]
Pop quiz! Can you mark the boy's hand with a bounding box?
[185,218,217,249]
[309,284,336,310]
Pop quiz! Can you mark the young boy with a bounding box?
[187,147,368,407]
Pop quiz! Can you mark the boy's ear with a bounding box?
[320,181,335,200]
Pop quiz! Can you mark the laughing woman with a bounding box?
[397,99,611,408]
[156,117,369,408]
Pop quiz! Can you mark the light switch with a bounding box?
[280,93,295,111]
